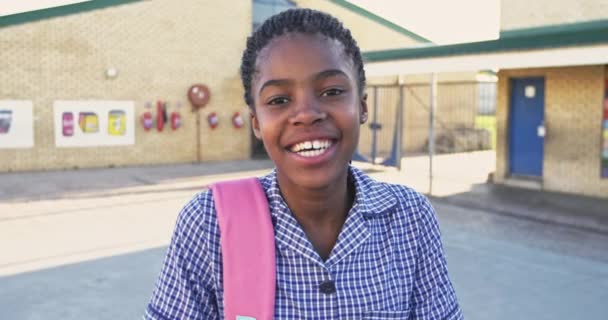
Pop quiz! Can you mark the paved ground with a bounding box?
[1,155,607,319]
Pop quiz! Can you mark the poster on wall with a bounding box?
[53,100,135,147]
[0,100,34,148]
[602,80,608,178]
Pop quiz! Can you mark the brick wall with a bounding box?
[496,66,608,198]
[501,0,608,30]
[0,0,251,172]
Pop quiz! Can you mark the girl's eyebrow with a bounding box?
[258,69,349,95]
[313,69,349,82]
[259,79,293,95]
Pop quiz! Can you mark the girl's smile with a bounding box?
[286,138,337,166]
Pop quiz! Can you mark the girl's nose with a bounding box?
[288,95,327,126]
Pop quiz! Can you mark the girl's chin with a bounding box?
[277,164,349,190]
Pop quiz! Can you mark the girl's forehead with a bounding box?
[254,32,352,79]
[262,32,343,54]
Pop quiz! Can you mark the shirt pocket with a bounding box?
[364,310,410,319]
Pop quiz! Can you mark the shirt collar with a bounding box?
[259,165,398,222]
[348,165,398,218]
[258,165,398,267]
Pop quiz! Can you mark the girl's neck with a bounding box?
[276,167,355,260]
[277,167,353,226]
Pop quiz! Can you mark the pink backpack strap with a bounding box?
[211,178,276,320]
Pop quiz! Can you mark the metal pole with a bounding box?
[429,73,437,195]
[396,84,404,170]
[371,86,378,164]
[196,111,201,162]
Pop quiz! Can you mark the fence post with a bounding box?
[429,73,438,195]
[370,86,378,164]
[396,84,404,170]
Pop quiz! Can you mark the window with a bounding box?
[253,0,296,30]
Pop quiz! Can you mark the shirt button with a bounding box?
[319,280,336,295]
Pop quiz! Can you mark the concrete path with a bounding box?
[1,194,607,319]
[1,156,607,319]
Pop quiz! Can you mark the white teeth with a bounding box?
[290,139,333,156]
[299,149,323,157]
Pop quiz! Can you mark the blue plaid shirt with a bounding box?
[145,166,462,319]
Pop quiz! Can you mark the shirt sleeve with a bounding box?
[410,196,463,320]
[144,193,220,320]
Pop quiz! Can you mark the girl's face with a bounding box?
[251,32,367,190]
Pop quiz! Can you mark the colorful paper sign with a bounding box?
[0,100,34,148]
[53,101,134,147]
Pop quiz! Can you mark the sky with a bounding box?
[0,0,91,17]
[350,0,500,44]
[0,0,500,45]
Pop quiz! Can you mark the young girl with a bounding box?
[145,8,462,320]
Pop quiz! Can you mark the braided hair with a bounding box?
[240,8,366,109]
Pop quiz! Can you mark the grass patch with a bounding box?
[475,115,497,149]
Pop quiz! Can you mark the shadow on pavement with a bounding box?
[430,181,608,234]
[0,247,167,320]
[0,160,275,202]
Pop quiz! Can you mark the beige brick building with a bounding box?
[360,2,608,198]
[0,0,251,172]
[0,0,482,173]
[495,66,607,197]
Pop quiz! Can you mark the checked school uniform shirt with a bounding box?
[145,166,463,319]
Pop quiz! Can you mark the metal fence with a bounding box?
[356,79,498,195]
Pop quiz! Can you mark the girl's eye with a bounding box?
[321,88,345,97]
[267,97,290,105]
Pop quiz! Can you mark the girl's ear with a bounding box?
[359,93,368,124]
[251,111,262,140]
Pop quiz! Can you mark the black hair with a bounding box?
[240,8,366,109]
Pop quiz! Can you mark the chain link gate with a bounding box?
[354,85,404,168]
[354,80,497,195]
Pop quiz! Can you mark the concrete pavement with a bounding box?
[1,185,607,319]
[2,156,606,234]
[1,156,608,319]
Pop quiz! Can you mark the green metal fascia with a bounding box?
[328,0,432,44]
[363,19,608,62]
[0,0,143,29]
[499,19,608,38]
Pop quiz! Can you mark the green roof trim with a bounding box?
[0,0,143,29]
[363,19,608,62]
[329,0,432,44]
[500,19,608,38]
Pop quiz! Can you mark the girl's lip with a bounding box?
[286,140,338,166]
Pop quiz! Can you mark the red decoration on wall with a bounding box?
[207,112,219,129]
[170,112,182,130]
[232,112,244,129]
[156,101,165,132]
[188,84,211,110]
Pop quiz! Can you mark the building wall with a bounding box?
[501,0,608,30]
[0,0,251,172]
[496,66,608,198]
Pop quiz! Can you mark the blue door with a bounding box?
[509,78,545,177]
